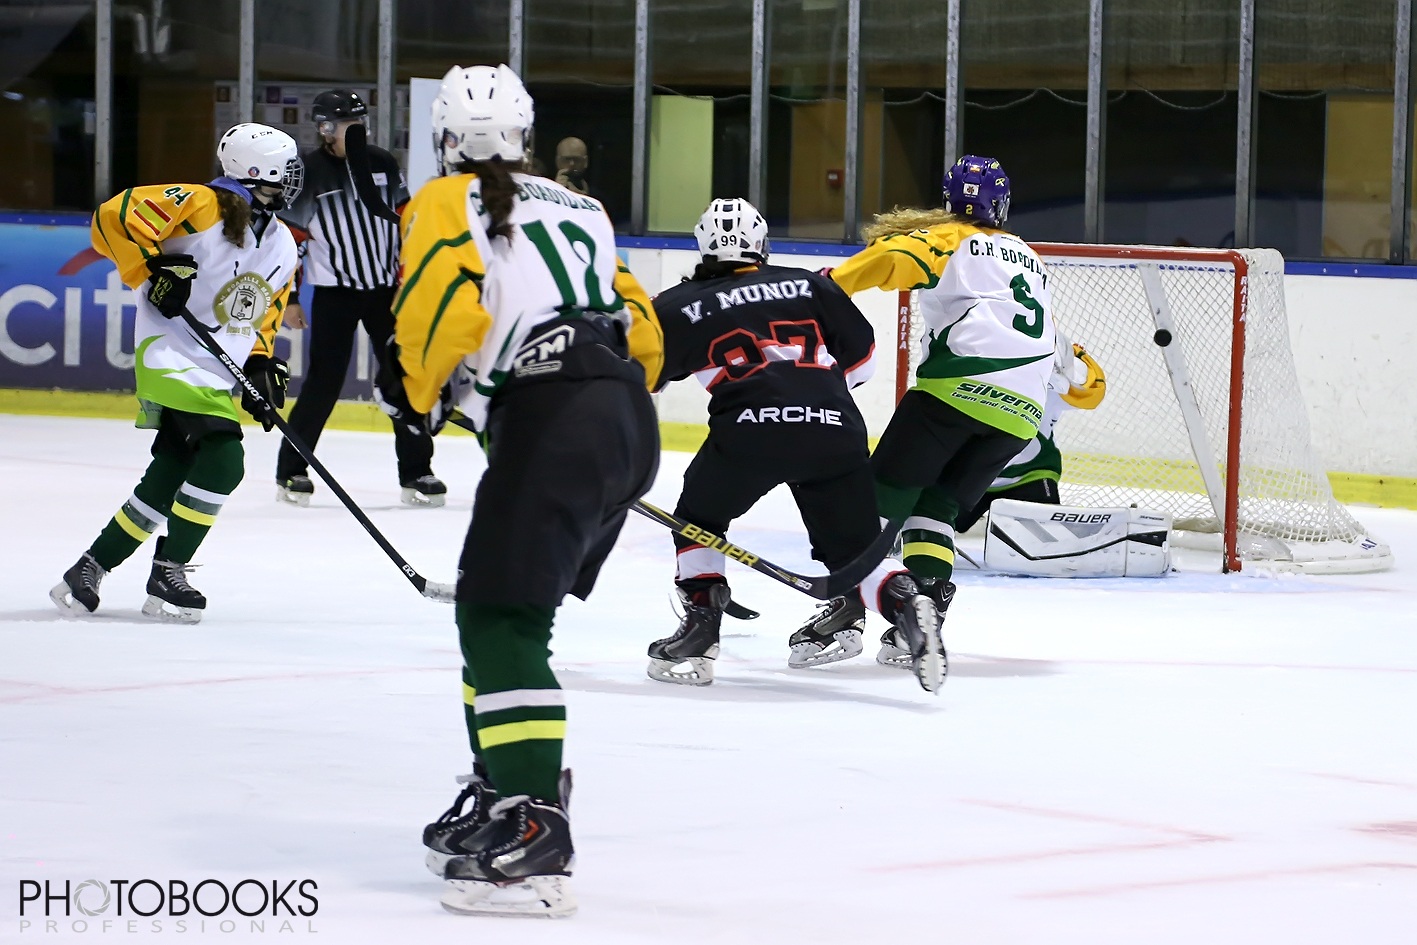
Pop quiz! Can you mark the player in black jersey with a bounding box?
[646,198,944,693]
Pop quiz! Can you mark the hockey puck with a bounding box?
[1153,329,1173,347]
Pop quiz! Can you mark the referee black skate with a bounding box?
[275,88,445,508]
[646,198,943,692]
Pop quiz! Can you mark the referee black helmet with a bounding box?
[312,89,368,136]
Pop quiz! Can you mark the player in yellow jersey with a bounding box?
[831,155,1065,670]
[373,65,662,918]
[50,123,301,623]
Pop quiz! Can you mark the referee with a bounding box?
[275,88,446,507]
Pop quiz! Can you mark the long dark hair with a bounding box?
[688,257,757,282]
[212,188,252,247]
[463,158,520,240]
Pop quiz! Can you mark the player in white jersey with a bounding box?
[832,155,1073,664]
[372,64,663,918]
[50,123,301,623]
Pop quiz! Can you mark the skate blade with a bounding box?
[425,848,453,878]
[441,875,576,918]
[401,488,446,508]
[646,656,715,686]
[276,486,311,507]
[875,645,912,670]
[910,598,946,694]
[141,595,203,625]
[49,582,95,617]
[788,628,864,669]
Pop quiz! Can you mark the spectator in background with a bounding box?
[275,88,446,508]
[555,137,590,196]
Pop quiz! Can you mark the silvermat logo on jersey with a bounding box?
[16,877,319,936]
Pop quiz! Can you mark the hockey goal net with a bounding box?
[895,244,1392,573]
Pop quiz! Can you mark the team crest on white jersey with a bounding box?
[213,272,275,332]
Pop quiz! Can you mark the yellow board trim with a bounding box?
[170,502,216,527]
[462,683,476,706]
[902,541,956,564]
[113,508,151,541]
[477,719,567,749]
[5,389,1416,509]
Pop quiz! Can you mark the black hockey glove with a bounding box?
[144,253,199,318]
[241,354,289,431]
[374,340,456,437]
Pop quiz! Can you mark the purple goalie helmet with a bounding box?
[942,154,1010,227]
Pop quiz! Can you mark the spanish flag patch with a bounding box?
[133,198,172,237]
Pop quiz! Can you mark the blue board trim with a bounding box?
[0,211,92,227]
[616,233,1417,278]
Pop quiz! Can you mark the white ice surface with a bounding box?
[2,415,1416,944]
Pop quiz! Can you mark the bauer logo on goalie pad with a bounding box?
[983,498,1171,578]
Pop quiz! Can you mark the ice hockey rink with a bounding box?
[3,414,1415,943]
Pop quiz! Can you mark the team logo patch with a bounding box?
[248,165,261,177]
[212,272,276,329]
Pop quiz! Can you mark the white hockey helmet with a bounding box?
[217,122,303,207]
[432,64,534,174]
[695,198,769,264]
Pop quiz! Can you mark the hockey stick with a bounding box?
[631,501,901,601]
[438,414,893,601]
[343,123,401,224]
[177,308,457,603]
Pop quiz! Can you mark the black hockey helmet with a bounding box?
[312,89,368,135]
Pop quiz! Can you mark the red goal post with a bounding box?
[893,243,1392,574]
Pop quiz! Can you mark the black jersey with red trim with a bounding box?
[654,264,877,437]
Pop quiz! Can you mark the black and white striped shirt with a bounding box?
[279,145,408,290]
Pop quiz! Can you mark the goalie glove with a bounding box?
[144,253,199,318]
[1060,344,1106,410]
[240,354,289,431]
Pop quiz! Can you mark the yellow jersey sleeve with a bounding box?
[250,278,294,359]
[830,222,979,295]
[392,175,492,413]
[91,184,223,289]
[614,261,664,390]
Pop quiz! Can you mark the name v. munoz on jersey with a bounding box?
[392,173,663,428]
[91,184,298,424]
[833,223,1058,440]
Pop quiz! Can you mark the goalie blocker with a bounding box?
[983,498,1172,578]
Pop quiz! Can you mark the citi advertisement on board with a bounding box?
[0,219,375,400]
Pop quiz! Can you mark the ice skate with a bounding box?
[440,796,577,919]
[142,538,206,624]
[877,578,954,671]
[423,770,498,877]
[50,553,106,616]
[787,594,865,668]
[647,582,730,686]
[874,574,946,692]
[276,474,314,507]
[401,474,447,507]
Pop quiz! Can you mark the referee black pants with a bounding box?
[277,285,434,485]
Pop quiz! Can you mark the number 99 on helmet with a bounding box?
[694,198,769,264]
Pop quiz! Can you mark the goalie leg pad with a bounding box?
[983,499,1171,578]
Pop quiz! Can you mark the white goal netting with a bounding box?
[901,244,1392,573]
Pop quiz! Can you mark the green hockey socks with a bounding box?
[456,601,566,803]
[87,433,244,570]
